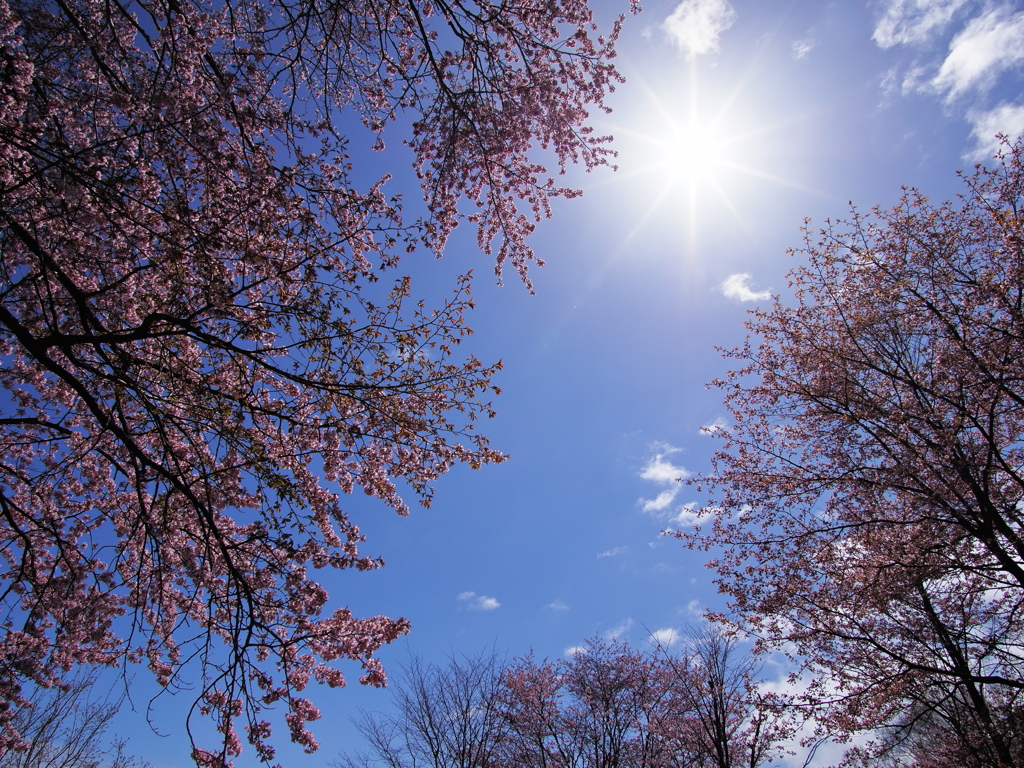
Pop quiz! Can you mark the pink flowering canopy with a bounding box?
[0,0,631,762]
[685,141,1024,764]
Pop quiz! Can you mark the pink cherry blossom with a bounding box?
[684,139,1024,765]
[0,0,632,761]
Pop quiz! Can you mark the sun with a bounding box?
[600,63,811,255]
[662,119,728,184]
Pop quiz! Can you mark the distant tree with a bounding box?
[345,639,669,768]
[345,635,788,768]
[653,626,790,768]
[336,651,508,768]
[0,670,148,768]
[683,139,1024,765]
[0,0,631,761]
[498,638,668,768]
[543,638,665,768]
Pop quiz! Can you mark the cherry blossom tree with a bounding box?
[857,692,1024,768]
[684,139,1024,765]
[0,0,631,762]
[500,638,670,768]
[652,627,790,768]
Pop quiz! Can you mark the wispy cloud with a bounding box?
[871,2,1024,157]
[683,599,704,618]
[721,273,771,302]
[791,38,815,59]
[605,618,635,640]
[930,7,1024,99]
[546,599,570,611]
[565,645,588,656]
[872,0,970,48]
[648,561,678,574]
[458,591,500,611]
[967,103,1024,159]
[638,446,689,515]
[892,62,933,95]
[662,0,737,59]
[598,546,629,559]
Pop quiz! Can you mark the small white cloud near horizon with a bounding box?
[546,599,570,611]
[458,591,500,611]
[872,0,970,48]
[662,0,737,59]
[605,618,635,640]
[565,645,588,656]
[649,627,682,647]
[721,273,771,303]
[930,7,1024,99]
[638,446,690,515]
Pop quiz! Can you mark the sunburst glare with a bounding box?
[605,63,811,257]
[663,118,727,182]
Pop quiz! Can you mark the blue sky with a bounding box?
[115,0,1024,765]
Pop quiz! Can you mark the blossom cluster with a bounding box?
[0,0,627,761]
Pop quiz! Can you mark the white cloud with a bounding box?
[565,645,588,656]
[898,63,933,94]
[662,0,737,59]
[641,489,678,513]
[638,447,690,516]
[967,103,1024,159]
[546,599,570,611]
[756,665,876,767]
[648,627,682,647]
[721,273,771,303]
[700,417,727,435]
[879,64,902,99]
[791,38,815,59]
[872,0,970,48]
[673,502,702,527]
[684,599,704,618]
[872,4,1024,157]
[605,618,635,640]
[598,545,629,558]
[458,591,500,611]
[640,448,688,485]
[931,7,1024,99]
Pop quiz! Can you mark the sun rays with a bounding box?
[605,61,815,258]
